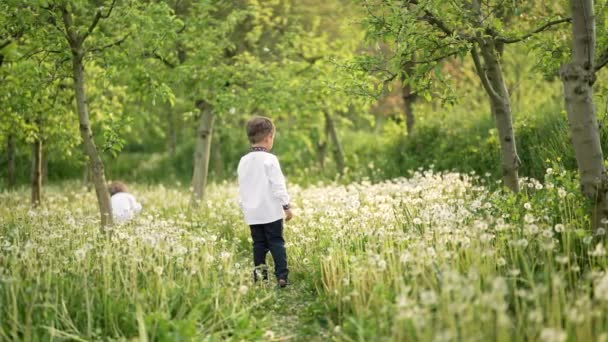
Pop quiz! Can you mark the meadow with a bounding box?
[2,167,607,341]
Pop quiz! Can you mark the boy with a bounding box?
[108,181,142,223]
[237,116,293,287]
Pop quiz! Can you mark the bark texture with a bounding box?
[472,42,521,192]
[72,50,113,228]
[561,0,607,231]
[191,102,215,206]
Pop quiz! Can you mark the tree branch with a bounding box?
[143,50,177,68]
[470,45,502,103]
[59,5,78,45]
[596,48,608,73]
[412,51,459,64]
[87,33,131,53]
[0,40,12,50]
[496,18,571,44]
[82,0,117,42]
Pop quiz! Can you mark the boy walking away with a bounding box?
[238,116,293,288]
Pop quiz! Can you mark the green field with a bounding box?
[2,168,607,341]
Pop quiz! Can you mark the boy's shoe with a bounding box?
[278,279,289,288]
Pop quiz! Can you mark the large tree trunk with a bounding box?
[472,42,521,192]
[561,0,607,231]
[71,49,113,229]
[191,102,215,207]
[7,133,16,188]
[31,139,42,206]
[325,112,345,176]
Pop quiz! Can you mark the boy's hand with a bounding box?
[284,209,293,222]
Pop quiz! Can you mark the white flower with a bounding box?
[546,168,554,175]
[524,202,532,210]
[554,224,565,233]
[540,328,566,342]
[558,189,567,198]
[239,285,248,295]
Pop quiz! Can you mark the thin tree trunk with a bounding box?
[31,139,42,206]
[71,49,113,228]
[561,0,607,231]
[317,140,327,170]
[472,42,521,192]
[191,101,215,207]
[401,57,416,135]
[325,111,345,175]
[7,133,16,188]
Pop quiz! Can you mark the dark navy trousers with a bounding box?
[249,218,288,281]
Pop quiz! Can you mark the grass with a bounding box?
[1,166,608,341]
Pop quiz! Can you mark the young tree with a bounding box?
[560,0,608,231]
[12,0,175,228]
[359,0,571,192]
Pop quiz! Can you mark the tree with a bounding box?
[359,0,571,192]
[560,0,608,231]
[12,0,175,228]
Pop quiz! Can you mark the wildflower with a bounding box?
[524,202,532,210]
[238,285,248,295]
[554,224,565,233]
[589,243,606,257]
[546,168,554,175]
[540,328,566,342]
[263,330,275,339]
[497,257,507,266]
[558,189,567,198]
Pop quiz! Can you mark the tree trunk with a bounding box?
[325,112,345,176]
[7,133,16,188]
[403,84,416,136]
[561,0,607,231]
[473,42,521,192]
[191,102,215,207]
[71,49,113,229]
[401,57,416,135]
[31,139,42,206]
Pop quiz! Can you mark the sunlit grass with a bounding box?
[1,167,607,340]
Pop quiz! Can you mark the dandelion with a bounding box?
[589,243,606,257]
[540,328,566,342]
[558,188,567,198]
[524,202,532,210]
[497,257,507,266]
[546,168,554,175]
[554,224,565,233]
[238,285,248,295]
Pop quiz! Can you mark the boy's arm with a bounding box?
[266,157,290,209]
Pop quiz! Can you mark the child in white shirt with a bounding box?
[108,181,142,223]
[238,116,293,287]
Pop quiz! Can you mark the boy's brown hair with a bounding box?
[108,181,128,196]
[246,116,275,144]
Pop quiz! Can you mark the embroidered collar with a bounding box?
[250,146,268,152]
